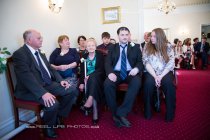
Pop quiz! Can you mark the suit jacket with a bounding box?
[194,42,210,53]
[79,50,105,84]
[141,41,146,49]
[105,42,143,76]
[13,44,63,101]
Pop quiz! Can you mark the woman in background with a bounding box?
[50,35,80,84]
[77,35,87,57]
[175,40,184,68]
[79,38,105,125]
[143,28,176,122]
[183,38,196,69]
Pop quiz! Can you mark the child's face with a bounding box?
[102,37,110,45]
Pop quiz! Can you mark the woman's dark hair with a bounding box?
[77,35,86,44]
[173,38,179,44]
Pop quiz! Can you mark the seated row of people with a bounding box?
[12,27,176,138]
[174,37,209,70]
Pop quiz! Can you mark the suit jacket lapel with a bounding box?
[127,42,131,58]
[38,50,55,78]
[115,43,120,63]
[23,45,41,72]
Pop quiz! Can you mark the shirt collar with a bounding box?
[119,42,128,48]
[26,44,38,55]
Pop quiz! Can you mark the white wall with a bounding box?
[1,0,210,138]
[0,0,88,137]
[144,4,210,43]
[87,0,140,44]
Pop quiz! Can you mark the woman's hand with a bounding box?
[84,76,89,84]
[154,75,163,87]
[59,65,69,71]
[60,80,70,90]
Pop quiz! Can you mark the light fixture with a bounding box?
[48,0,64,13]
[158,0,176,14]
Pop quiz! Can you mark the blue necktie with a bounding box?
[35,51,52,85]
[120,45,127,80]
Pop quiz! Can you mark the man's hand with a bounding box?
[129,67,139,76]
[42,92,56,107]
[60,80,70,90]
[79,84,85,92]
[108,73,117,82]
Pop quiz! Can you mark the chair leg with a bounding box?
[14,108,19,128]
[35,111,44,139]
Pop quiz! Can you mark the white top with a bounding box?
[142,43,175,75]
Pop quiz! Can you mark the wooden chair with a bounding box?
[6,57,44,139]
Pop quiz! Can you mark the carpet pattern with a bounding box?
[12,69,210,140]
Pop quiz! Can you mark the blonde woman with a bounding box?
[79,38,105,125]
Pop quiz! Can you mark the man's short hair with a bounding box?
[23,30,32,42]
[117,27,130,35]
[101,32,110,39]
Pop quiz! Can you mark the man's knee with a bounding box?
[45,100,59,111]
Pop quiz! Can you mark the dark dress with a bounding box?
[49,48,80,78]
[79,50,105,103]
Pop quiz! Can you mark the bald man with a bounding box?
[12,29,78,138]
[140,32,151,52]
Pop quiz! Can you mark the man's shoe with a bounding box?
[118,116,131,127]
[113,116,123,128]
[45,128,58,138]
[116,116,131,127]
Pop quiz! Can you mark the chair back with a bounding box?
[6,57,17,100]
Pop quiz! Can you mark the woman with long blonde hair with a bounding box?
[142,28,176,122]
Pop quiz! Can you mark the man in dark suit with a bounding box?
[140,32,151,52]
[12,29,78,138]
[104,27,143,128]
[194,36,210,69]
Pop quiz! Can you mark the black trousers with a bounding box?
[143,72,176,120]
[86,72,104,103]
[104,71,141,117]
[39,81,79,127]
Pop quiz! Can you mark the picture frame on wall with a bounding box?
[101,6,121,24]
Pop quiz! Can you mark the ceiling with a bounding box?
[143,0,210,8]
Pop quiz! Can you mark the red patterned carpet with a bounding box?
[12,68,210,140]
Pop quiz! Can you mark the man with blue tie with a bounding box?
[12,29,78,138]
[104,27,143,127]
